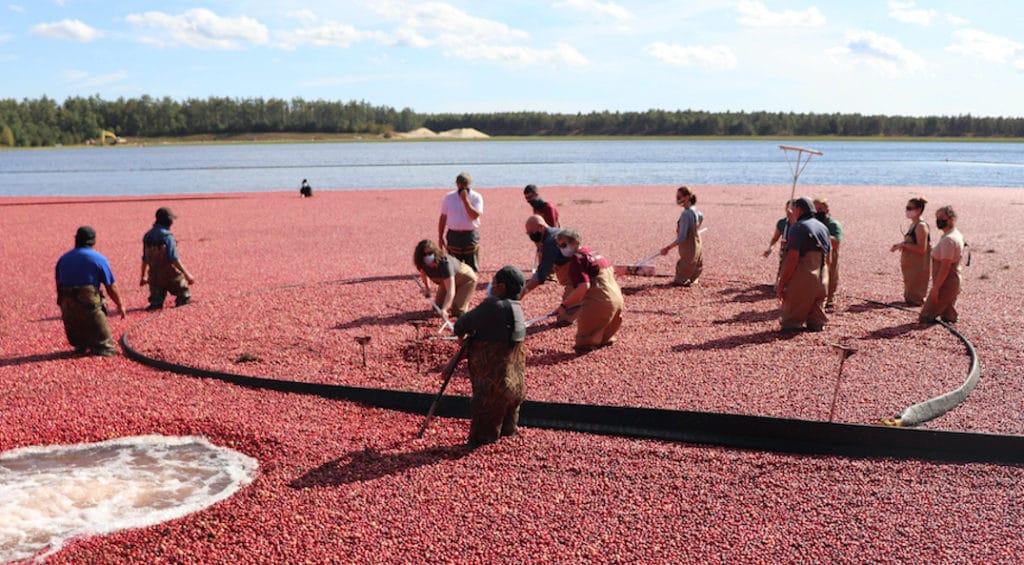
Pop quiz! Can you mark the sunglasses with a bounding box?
[906,206,916,210]
[557,242,572,248]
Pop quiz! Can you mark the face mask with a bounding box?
[814,211,828,222]
[559,245,576,258]
[423,253,435,266]
[529,231,543,243]
[935,218,949,230]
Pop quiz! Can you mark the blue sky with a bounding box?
[3,1,1023,117]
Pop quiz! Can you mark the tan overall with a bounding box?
[554,262,579,325]
[574,267,624,350]
[780,250,829,331]
[900,223,931,306]
[58,285,115,354]
[466,340,526,445]
[433,261,478,317]
[919,258,961,323]
[826,246,839,307]
[674,224,703,285]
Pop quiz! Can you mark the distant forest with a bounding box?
[3,95,1024,147]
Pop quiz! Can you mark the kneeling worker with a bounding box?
[55,226,126,356]
[453,266,527,447]
[555,228,624,352]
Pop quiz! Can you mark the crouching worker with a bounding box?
[414,239,477,319]
[453,266,527,447]
[556,229,624,353]
[55,226,126,356]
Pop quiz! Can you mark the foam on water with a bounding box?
[0,435,258,563]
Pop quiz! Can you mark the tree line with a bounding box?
[3,95,1024,147]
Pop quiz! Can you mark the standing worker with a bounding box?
[523,184,559,227]
[55,226,125,356]
[776,197,832,332]
[453,265,527,447]
[891,197,931,305]
[813,198,843,311]
[660,186,704,287]
[919,205,965,324]
[438,172,483,272]
[141,207,196,310]
[555,228,624,352]
[763,200,794,286]
[413,239,477,319]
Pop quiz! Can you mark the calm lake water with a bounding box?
[2,139,1023,197]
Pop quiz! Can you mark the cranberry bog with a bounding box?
[2,184,1022,563]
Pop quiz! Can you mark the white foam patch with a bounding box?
[0,435,258,563]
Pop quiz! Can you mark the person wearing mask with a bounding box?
[890,197,931,306]
[523,184,559,227]
[141,207,196,310]
[555,228,624,352]
[519,216,575,324]
[660,186,704,287]
[776,197,832,332]
[813,198,844,311]
[919,205,965,324]
[438,172,484,272]
[55,226,125,356]
[453,265,527,447]
[413,239,477,319]
[763,200,795,286]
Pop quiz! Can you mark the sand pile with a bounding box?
[437,128,490,138]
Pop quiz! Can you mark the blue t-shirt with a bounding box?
[531,227,567,283]
[55,247,115,288]
[786,217,832,256]
[142,224,179,261]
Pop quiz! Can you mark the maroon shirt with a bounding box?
[565,247,610,287]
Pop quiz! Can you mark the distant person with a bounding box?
[55,226,125,356]
[438,172,483,272]
[453,265,527,447]
[413,239,477,319]
[141,207,196,310]
[890,197,931,305]
[660,186,703,286]
[300,179,312,197]
[919,205,965,324]
[763,200,795,286]
[555,228,624,353]
[523,184,559,227]
[776,197,831,332]
[813,198,843,311]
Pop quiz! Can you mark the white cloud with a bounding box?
[447,42,589,68]
[276,20,382,50]
[829,31,926,77]
[63,69,128,88]
[645,42,737,70]
[30,19,103,42]
[736,0,824,28]
[888,1,935,26]
[8,4,25,13]
[0,33,12,44]
[555,0,634,22]
[125,8,269,49]
[948,29,1023,63]
[286,9,318,23]
[945,14,969,26]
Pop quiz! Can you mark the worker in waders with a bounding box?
[453,265,527,447]
[776,197,832,332]
[555,228,624,352]
[55,226,126,356]
[140,207,196,310]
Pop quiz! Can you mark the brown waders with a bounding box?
[58,285,116,356]
[145,244,190,308]
[780,250,829,331]
[674,226,703,286]
[466,340,526,446]
[900,246,930,306]
[433,262,478,317]
[919,259,961,323]
[574,267,624,351]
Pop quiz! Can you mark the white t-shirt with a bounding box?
[932,227,965,272]
[440,190,484,231]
